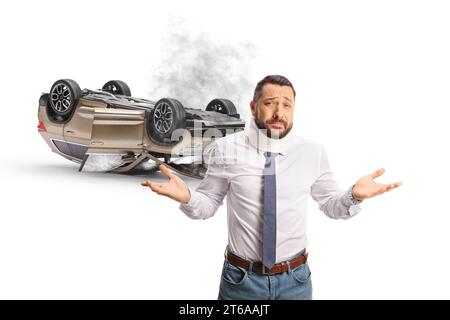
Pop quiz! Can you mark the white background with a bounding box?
[0,0,449,299]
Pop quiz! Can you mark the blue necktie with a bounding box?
[262,151,278,270]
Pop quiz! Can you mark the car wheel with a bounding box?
[49,79,81,116]
[206,98,237,116]
[147,98,186,145]
[102,80,132,96]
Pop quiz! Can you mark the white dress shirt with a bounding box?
[179,116,362,263]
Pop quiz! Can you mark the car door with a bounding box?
[90,107,145,152]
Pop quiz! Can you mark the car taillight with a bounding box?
[37,121,47,132]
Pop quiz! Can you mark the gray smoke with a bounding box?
[147,19,257,116]
[82,154,124,172]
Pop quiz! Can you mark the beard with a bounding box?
[254,117,293,139]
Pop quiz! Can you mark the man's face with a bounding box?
[250,83,295,139]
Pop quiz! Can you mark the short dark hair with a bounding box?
[252,75,296,101]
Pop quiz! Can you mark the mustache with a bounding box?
[266,119,287,127]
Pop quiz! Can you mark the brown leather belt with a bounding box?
[226,250,308,275]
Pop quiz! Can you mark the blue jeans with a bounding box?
[218,251,312,300]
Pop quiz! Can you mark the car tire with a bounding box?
[206,98,237,116]
[49,79,82,116]
[147,98,186,145]
[102,80,132,96]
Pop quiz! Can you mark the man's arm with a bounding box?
[179,171,229,220]
[310,146,362,219]
[141,141,229,220]
[179,142,230,219]
[310,145,402,219]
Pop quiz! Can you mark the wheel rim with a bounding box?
[153,102,174,134]
[210,102,225,113]
[50,83,72,113]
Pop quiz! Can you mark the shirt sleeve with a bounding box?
[310,145,362,219]
[179,141,230,220]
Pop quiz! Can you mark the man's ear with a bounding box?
[250,100,256,117]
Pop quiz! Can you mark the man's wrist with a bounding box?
[349,184,363,205]
[181,188,192,204]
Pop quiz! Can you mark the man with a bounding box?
[141,75,402,300]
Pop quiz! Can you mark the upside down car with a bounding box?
[37,79,245,178]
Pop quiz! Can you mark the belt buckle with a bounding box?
[261,265,272,275]
[261,263,280,275]
[261,261,288,275]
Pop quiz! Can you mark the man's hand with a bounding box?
[141,164,191,203]
[352,168,402,201]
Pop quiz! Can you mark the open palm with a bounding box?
[141,165,191,203]
[352,168,402,201]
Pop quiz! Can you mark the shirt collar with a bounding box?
[244,116,293,156]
